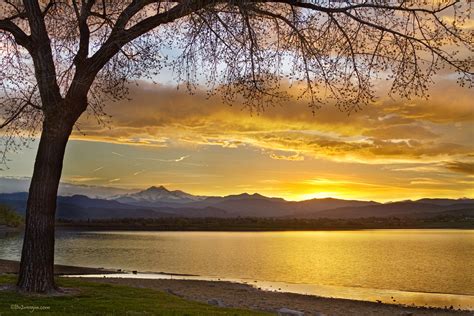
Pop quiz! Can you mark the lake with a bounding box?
[1,229,473,309]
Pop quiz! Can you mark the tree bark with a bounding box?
[17,116,73,293]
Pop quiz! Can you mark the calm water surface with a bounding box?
[1,229,473,306]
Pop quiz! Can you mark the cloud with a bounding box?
[443,161,474,175]
[259,179,282,184]
[66,176,103,183]
[362,124,438,140]
[71,80,472,165]
[442,16,474,30]
[111,151,125,157]
[174,155,190,162]
[409,178,445,186]
[137,155,190,162]
[378,80,474,124]
[269,151,305,161]
[133,170,145,176]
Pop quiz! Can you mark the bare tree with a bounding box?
[0,0,472,293]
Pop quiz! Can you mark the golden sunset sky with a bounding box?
[4,74,473,202]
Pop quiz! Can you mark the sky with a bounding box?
[1,75,472,202]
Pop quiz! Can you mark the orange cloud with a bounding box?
[71,80,472,168]
[443,161,474,175]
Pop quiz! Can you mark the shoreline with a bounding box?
[0,226,20,234]
[56,223,474,232]
[0,259,119,275]
[4,225,474,233]
[78,276,472,315]
[71,272,474,312]
[1,259,472,315]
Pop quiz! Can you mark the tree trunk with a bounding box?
[17,117,73,293]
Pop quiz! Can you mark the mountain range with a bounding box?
[0,186,472,220]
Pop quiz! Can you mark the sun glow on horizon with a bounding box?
[1,79,472,202]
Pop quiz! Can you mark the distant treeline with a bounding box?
[57,214,474,231]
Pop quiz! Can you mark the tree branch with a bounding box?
[68,0,211,102]
[23,0,63,110]
[341,10,473,75]
[73,0,96,66]
[0,19,32,50]
[0,102,31,129]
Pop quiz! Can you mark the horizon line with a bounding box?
[0,177,472,204]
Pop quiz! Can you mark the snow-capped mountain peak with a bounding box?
[113,186,204,204]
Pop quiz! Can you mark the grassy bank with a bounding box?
[0,275,268,315]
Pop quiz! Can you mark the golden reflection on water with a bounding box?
[57,229,474,296]
[1,229,473,298]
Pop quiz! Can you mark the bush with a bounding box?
[0,204,23,227]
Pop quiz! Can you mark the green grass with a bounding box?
[0,275,270,315]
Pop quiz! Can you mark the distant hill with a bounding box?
[415,198,474,206]
[0,186,472,220]
[305,201,474,219]
[187,193,290,217]
[289,198,380,217]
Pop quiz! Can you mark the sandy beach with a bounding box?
[1,259,471,315]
